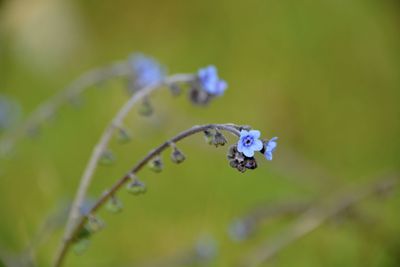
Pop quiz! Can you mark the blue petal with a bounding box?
[237,140,245,153]
[265,152,273,161]
[249,130,261,139]
[239,130,250,138]
[242,147,255,157]
[215,80,227,95]
[253,139,263,151]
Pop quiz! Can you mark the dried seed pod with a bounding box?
[117,127,132,144]
[106,195,123,213]
[126,179,147,195]
[171,147,186,164]
[212,130,227,147]
[86,215,105,233]
[148,155,163,172]
[204,130,214,145]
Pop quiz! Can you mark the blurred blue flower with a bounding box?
[264,137,278,160]
[130,53,165,89]
[237,130,263,157]
[197,65,227,96]
[0,95,21,132]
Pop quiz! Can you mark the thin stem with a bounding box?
[240,175,398,267]
[63,73,194,245]
[53,123,240,267]
[0,61,131,156]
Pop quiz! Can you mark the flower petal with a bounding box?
[242,147,255,157]
[249,130,261,139]
[239,130,250,138]
[237,141,245,153]
[253,139,263,151]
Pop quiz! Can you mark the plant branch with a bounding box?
[240,175,398,267]
[53,123,240,267]
[0,61,131,156]
[63,73,194,244]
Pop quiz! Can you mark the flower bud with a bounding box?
[126,179,147,195]
[212,131,227,147]
[86,214,105,233]
[148,155,163,172]
[99,150,116,165]
[138,98,153,116]
[171,147,186,164]
[244,158,258,170]
[106,196,123,213]
[189,86,212,105]
[117,127,132,144]
[203,130,214,145]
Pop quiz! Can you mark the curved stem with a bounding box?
[53,123,240,267]
[0,61,131,156]
[63,73,194,242]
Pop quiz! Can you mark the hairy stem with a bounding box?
[54,123,240,267]
[0,61,131,156]
[64,73,194,243]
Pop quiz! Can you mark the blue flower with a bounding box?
[264,137,278,161]
[130,54,165,89]
[198,65,227,96]
[237,130,263,157]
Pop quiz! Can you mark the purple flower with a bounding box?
[197,65,227,96]
[264,137,278,161]
[237,130,263,157]
[130,54,165,89]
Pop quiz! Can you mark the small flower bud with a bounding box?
[106,195,123,213]
[86,214,105,233]
[226,144,257,172]
[236,164,247,173]
[99,150,116,165]
[117,127,132,144]
[148,155,163,172]
[203,130,214,145]
[212,130,227,147]
[171,147,186,164]
[138,98,153,116]
[126,179,147,195]
[189,86,212,105]
[244,158,258,170]
[238,125,252,131]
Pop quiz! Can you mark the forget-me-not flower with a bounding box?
[130,54,165,89]
[197,65,227,96]
[264,137,278,160]
[237,130,263,157]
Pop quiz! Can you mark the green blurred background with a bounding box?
[0,0,399,266]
